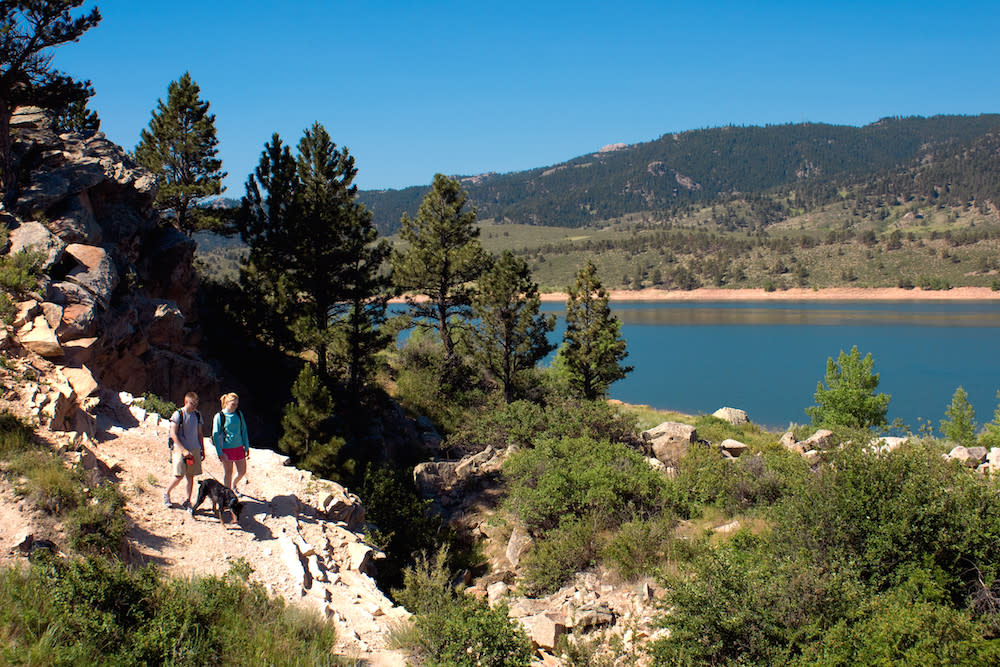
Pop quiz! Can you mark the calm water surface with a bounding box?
[541,301,1000,431]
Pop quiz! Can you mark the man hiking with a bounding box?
[164,391,204,513]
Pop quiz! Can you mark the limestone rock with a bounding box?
[642,421,697,466]
[720,438,749,457]
[487,581,509,606]
[8,221,65,270]
[713,407,749,425]
[40,302,63,330]
[799,429,835,451]
[65,243,117,307]
[59,365,99,398]
[13,300,40,329]
[18,316,63,357]
[506,525,533,568]
[347,542,377,577]
[521,612,567,651]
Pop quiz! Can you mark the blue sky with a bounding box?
[58,1,1000,193]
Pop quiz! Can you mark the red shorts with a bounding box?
[223,448,246,462]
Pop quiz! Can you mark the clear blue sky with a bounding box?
[58,1,1000,194]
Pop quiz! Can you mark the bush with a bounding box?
[940,386,977,446]
[0,247,45,293]
[67,482,128,555]
[520,515,602,595]
[0,411,35,459]
[503,436,667,536]
[9,449,80,514]
[392,549,534,667]
[602,513,676,580]
[140,392,177,419]
[0,553,339,665]
[805,346,890,431]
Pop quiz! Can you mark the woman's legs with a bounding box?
[232,458,247,490]
[222,457,234,489]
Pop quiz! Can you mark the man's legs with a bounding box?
[165,474,183,506]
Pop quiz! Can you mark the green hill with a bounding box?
[358,114,1000,234]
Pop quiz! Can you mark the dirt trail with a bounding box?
[1,397,409,666]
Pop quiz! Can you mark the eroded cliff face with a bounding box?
[4,106,217,417]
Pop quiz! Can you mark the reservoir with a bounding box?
[541,301,1000,432]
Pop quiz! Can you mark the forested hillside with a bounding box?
[358,114,1000,233]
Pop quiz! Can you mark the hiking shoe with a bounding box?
[182,500,193,516]
[163,493,171,507]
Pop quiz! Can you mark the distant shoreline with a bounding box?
[390,286,1000,304]
[537,286,1000,303]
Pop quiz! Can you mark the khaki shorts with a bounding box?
[171,448,203,477]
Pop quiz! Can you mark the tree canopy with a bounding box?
[806,345,891,431]
[135,72,226,235]
[561,261,632,400]
[391,173,489,361]
[0,0,101,206]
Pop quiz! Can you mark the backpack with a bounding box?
[216,409,246,445]
[167,409,202,454]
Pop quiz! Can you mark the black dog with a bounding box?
[192,478,243,526]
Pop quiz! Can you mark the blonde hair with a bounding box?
[219,392,239,407]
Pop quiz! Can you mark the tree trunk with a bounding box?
[0,96,15,209]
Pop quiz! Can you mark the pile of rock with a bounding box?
[3,106,216,405]
[943,444,1000,475]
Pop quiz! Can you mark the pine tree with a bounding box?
[1,1,101,206]
[806,346,891,431]
[135,72,226,235]
[239,124,390,388]
[978,391,1000,449]
[562,261,632,400]
[940,386,976,447]
[52,97,100,134]
[391,173,489,361]
[472,250,554,403]
[278,364,347,481]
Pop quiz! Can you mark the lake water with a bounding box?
[540,301,1000,432]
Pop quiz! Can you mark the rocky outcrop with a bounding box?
[641,421,697,467]
[4,107,217,416]
[713,406,750,425]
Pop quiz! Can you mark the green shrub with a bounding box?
[0,411,35,459]
[140,392,177,419]
[805,345,890,431]
[0,553,339,665]
[940,386,977,446]
[67,482,128,555]
[0,247,45,293]
[392,548,534,667]
[520,514,601,595]
[9,450,80,514]
[918,275,951,290]
[503,435,667,536]
[603,514,676,581]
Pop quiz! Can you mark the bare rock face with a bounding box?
[713,406,750,425]
[5,107,217,405]
[642,421,697,467]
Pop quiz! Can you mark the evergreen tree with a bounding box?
[472,250,555,403]
[238,124,390,388]
[1,0,101,206]
[806,346,890,431]
[561,261,632,400]
[237,134,299,352]
[278,364,347,481]
[392,173,489,361]
[135,72,226,235]
[52,96,100,134]
[940,386,977,446]
[978,391,1000,449]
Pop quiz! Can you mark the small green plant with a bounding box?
[0,411,35,459]
[140,392,177,418]
[67,482,128,555]
[391,548,534,667]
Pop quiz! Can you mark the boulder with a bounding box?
[506,525,533,568]
[18,159,107,213]
[65,243,117,306]
[720,438,749,457]
[947,446,972,464]
[47,192,102,244]
[521,613,567,651]
[573,604,615,631]
[60,336,99,365]
[967,446,988,464]
[799,429,835,451]
[40,302,63,330]
[13,300,40,329]
[712,407,749,425]
[59,365,99,399]
[642,421,697,466]
[18,316,63,357]
[487,581,509,606]
[8,221,65,270]
[347,542,378,577]
[873,436,909,454]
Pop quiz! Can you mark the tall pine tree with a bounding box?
[1,0,101,206]
[562,261,632,400]
[391,173,489,362]
[238,123,390,388]
[472,250,554,403]
[135,72,226,235]
[278,364,348,482]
